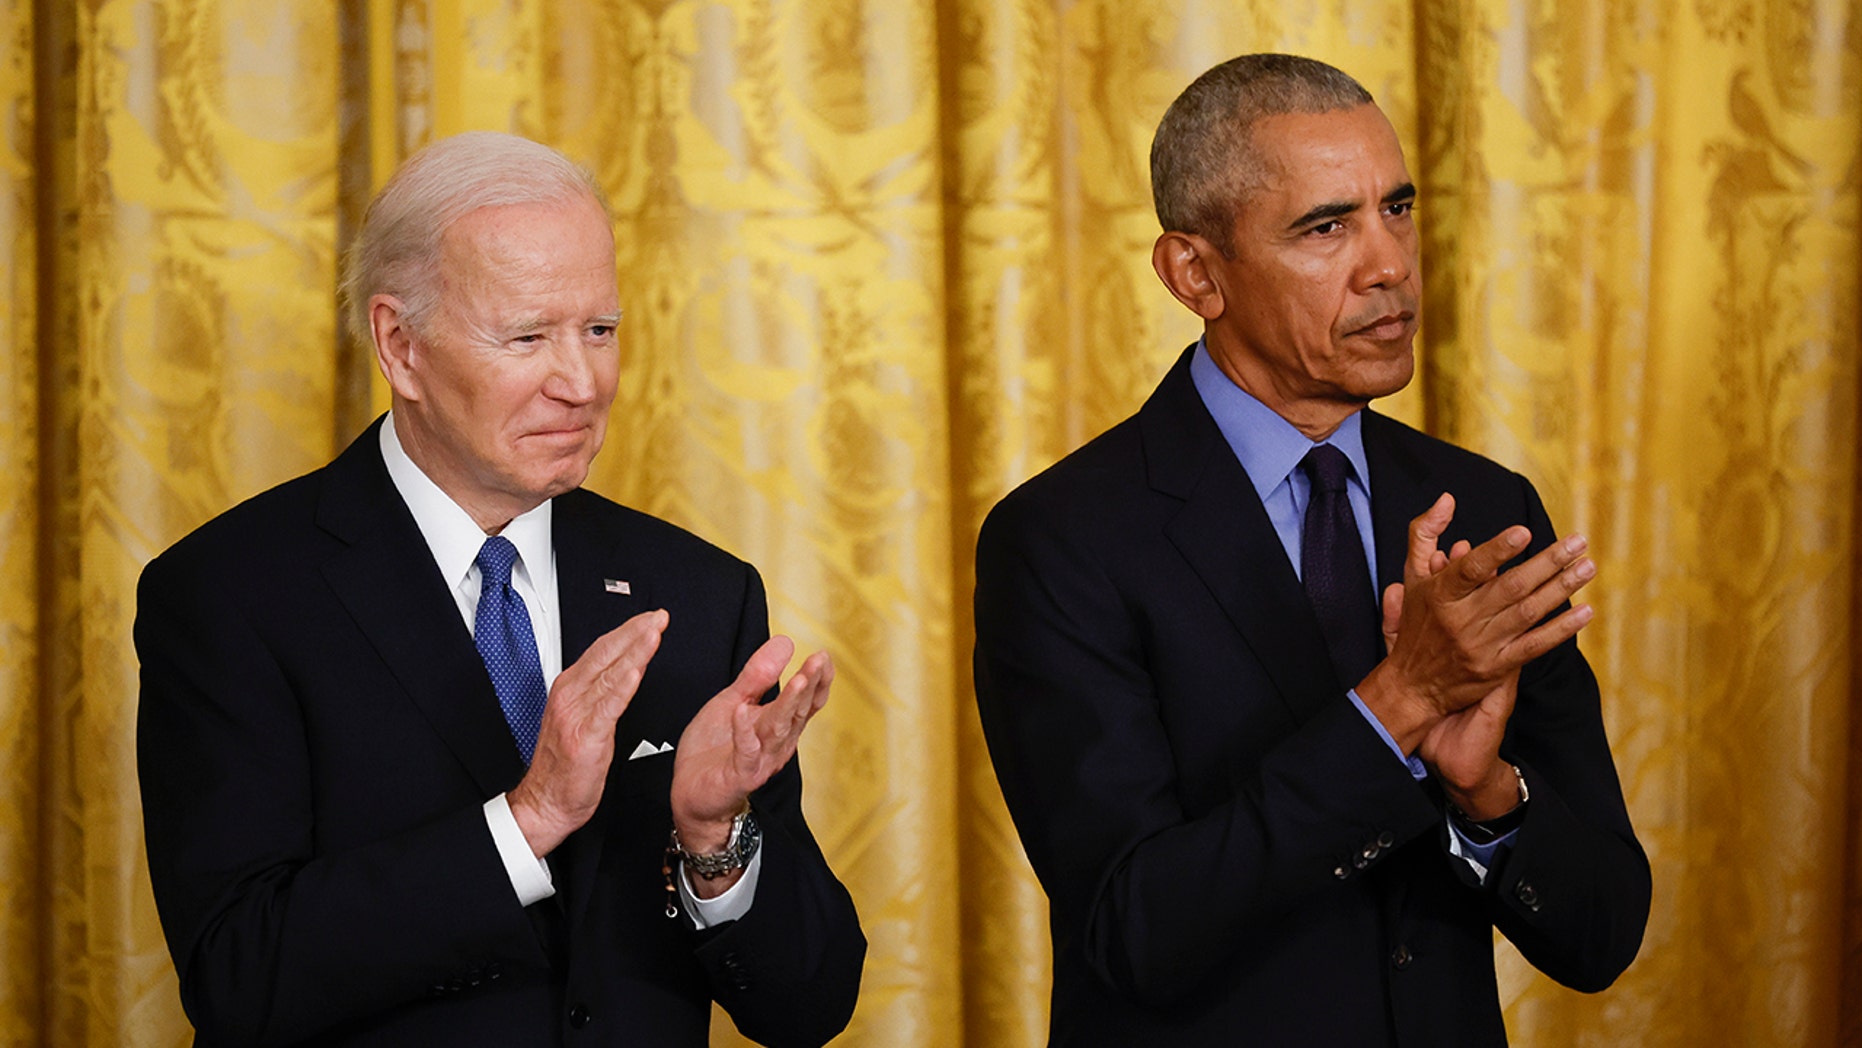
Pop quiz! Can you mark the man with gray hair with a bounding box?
[137,131,864,1047]
[975,54,1648,1043]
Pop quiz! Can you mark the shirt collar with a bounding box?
[378,412,555,593]
[1188,337,1370,497]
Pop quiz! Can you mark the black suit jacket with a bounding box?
[136,418,864,1047]
[973,350,1649,1046]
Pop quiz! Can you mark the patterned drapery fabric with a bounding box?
[3,2,1859,1046]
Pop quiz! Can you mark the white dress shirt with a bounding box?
[379,414,757,925]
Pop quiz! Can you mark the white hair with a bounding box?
[340,131,609,342]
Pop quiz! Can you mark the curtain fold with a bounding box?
[3,3,41,1045]
[6,2,1861,1046]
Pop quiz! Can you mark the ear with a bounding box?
[369,294,422,402]
[1151,232,1227,320]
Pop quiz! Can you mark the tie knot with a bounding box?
[1300,444,1354,496]
[476,536,519,588]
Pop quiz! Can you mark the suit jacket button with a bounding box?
[1515,882,1541,911]
[1333,864,1350,880]
[1377,830,1396,849]
[1391,945,1413,970]
[568,1003,591,1029]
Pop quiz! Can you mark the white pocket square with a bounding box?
[627,740,675,761]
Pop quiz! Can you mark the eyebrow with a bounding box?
[509,311,623,333]
[1286,182,1417,231]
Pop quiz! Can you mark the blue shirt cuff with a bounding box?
[1450,826,1515,869]
[1347,688,1428,780]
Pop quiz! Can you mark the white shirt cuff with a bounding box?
[484,793,555,906]
[678,846,761,929]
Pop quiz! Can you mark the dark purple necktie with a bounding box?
[1299,445,1381,687]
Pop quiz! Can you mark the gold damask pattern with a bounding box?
[2,6,40,1048]
[8,2,1862,1047]
[52,3,345,1045]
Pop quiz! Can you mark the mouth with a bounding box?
[524,423,596,443]
[1346,310,1416,342]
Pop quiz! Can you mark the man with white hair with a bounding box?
[137,131,865,1047]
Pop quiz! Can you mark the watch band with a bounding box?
[1448,764,1529,844]
[670,809,762,881]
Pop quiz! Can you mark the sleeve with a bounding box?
[691,564,867,1048]
[135,552,549,1047]
[1479,475,1652,991]
[972,493,1443,1008]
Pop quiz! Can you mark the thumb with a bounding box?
[724,635,796,704]
[1404,493,1456,582]
[1380,583,1404,653]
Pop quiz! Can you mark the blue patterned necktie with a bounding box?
[1299,444,1381,687]
[474,536,547,763]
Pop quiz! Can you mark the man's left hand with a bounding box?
[671,636,834,897]
[1382,538,1537,820]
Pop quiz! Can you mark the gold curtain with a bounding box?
[5,1,1860,1046]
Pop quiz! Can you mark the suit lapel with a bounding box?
[1144,350,1344,724]
[550,491,657,925]
[1363,410,1443,595]
[315,419,528,799]
[554,491,654,665]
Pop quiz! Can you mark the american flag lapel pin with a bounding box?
[604,578,631,595]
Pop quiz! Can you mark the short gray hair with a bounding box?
[341,131,609,343]
[1150,54,1373,255]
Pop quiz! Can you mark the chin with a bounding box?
[1355,353,1415,401]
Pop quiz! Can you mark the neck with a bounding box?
[1203,336,1365,442]
[389,412,525,535]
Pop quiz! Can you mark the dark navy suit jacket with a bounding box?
[974,350,1648,1046]
[137,417,864,1047]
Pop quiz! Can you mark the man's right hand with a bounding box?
[507,609,668,858]
[1357,493,1595,755]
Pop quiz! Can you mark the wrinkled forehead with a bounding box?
[1246,104,1411,201]
[436,193,616,282]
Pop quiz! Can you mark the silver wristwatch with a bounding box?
[671,809,761,880]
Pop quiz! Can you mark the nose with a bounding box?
[542,337,599,405]
[1357,219,1414,291]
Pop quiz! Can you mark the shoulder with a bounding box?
[1363,410,1556,535]
[1364,411,1518,480]
[141,467,332,590]
[980,416,1147,548]
[555,488,754,577]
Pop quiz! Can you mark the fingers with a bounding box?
[1404,493,1456,581]
[1433,525,1531,599]
[1500,601,1595,665]
[757,650,833,738]
[560,608,667,718]
[711,647,833,798]
[577,608,669,669]
[722,635,797,705]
